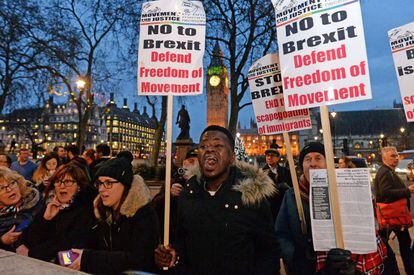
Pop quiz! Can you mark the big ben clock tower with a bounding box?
[206,42,229,128]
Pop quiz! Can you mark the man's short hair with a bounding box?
[381,146,397,156]
[200,125,235,150]
[19,148,29,153]
[65,144,79,156]
[96,143,111,156]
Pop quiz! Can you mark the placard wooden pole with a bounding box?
[283,132,307,234]
[163,95,174,247]
[320,105,344,248]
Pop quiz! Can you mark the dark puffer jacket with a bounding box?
[81,175,159,275]
[0,187,43,251]
[174,161,280,275]
[21,186,96,261]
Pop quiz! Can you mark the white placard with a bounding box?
[273,0,372,110]
[248,53,312,135]
[310,168,376,254]
[137,1,205,96]
[389,22,414,122]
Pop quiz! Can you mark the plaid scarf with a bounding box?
[0,205,20,217]
[316,235,387,274]
[299,175,310,202]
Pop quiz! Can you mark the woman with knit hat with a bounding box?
[68,155,159,274]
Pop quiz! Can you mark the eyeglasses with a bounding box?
[94,180,119,189]
[0,180,18,194]
[55,179,77,187]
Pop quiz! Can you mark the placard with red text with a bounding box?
[248,53,312,134]
[389,22,414,122]
[273,0,372,110]
[137,1,205,96]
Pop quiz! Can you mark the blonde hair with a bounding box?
[0,167,31,198]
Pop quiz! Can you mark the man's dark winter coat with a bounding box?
[81,175,159,274]
[174,161,280,275]
[374,164,410,204]
[263,163,291,222]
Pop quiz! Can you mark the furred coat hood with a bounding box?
[94,175,152,219]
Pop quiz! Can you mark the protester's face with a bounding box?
[303,152,326,182]
[266,153,279,167]
[0,178,22,206]
[338,159,346,168]
[57,148,66,159]
[82,152,92,165]
[198,131,235,179]
[0,155,9,168]
[183,157,199,180]
[45,158,58,172]
[98,176,125,209]
[382,149,399,169]
[19,150,29,162]
[55,174,78,204]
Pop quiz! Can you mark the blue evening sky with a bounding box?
[123,0,414,141]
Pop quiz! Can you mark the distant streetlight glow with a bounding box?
[76,79,86,90]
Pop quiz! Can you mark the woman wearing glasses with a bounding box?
[68,157,159,274]
[17,164,96,262]
[0,167,43,251]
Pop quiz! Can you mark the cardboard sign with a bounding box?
[248,53,312,134]
[389,22,414,122]
[137,0,205,96]
[273,0,372,110]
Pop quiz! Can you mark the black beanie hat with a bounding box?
[265,139,282,156]
[200,125,235,150]
[95,157,134,187]
[299,142,325,168]
[185,148,198,160]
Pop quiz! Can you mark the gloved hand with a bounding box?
[325,248,356,275]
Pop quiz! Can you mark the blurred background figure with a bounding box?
[0,154,12,168]
[11,149,38,181]
[338,156,356,168]
[32,152,60,195]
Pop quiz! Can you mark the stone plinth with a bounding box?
[174,139,194,167]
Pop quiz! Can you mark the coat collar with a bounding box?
[93,175,151,219]
[192,161,277,206]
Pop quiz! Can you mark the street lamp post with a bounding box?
[331,111,337,155]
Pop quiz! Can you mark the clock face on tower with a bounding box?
[209,75,221,87]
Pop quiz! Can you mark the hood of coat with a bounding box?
[232,161,277,206]
[21,187,41,211]
[93,174,152,219]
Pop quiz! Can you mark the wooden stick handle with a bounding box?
[283,132,307,234]
[163,95,174,246]
[320,105,344,249]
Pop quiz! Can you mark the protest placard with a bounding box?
[248,53,311,233]
[138,1,205,96]
[137,0,205,247]
[389,22,414,122]
[248,53,312,135]
[273,0,372,110]
[310,168,376,254]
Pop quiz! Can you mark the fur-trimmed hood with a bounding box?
[93,174,152,220]
[231,161,277,206]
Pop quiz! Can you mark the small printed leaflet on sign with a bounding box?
[310,168,376,254]
[388,22,414,122]
[137,0,205,96]
[272,0,372,110]
[248,53,312,135]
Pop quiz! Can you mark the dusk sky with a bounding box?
[123,0,414,141]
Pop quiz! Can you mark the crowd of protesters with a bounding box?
[0,126,413,274]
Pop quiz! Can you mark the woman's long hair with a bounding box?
[32,152,60,183]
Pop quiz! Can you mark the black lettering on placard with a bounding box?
[398,65,414,76]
